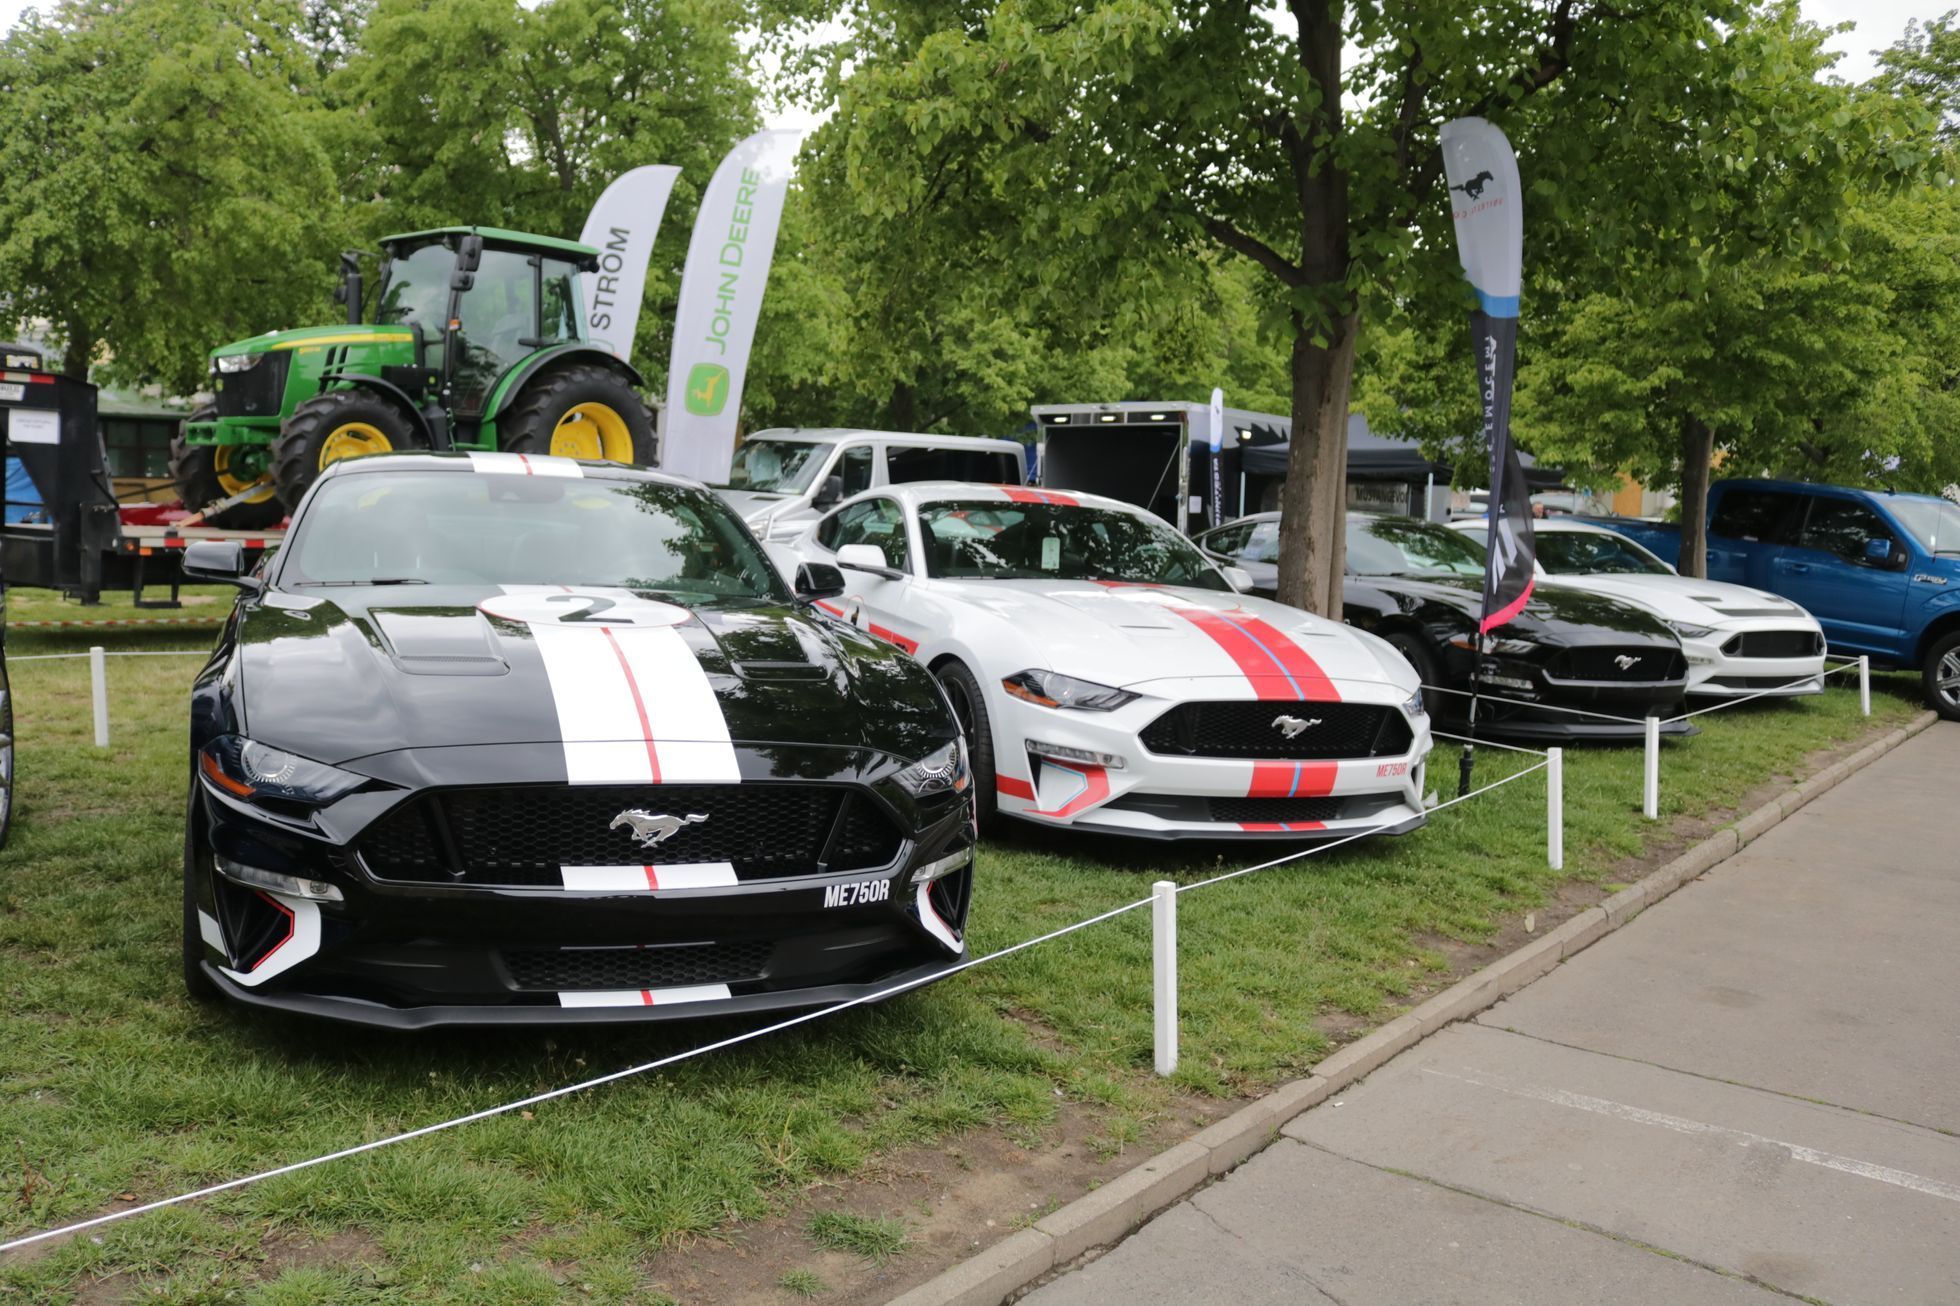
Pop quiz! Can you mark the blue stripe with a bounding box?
[1289,761,1302,798]
[1218,612,1303,697]
[1476,289,1520,317]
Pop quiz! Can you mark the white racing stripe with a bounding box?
[557,983,733,1008]
[467,450,583,478]
[559,863,738,892]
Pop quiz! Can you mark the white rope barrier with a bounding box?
[1418,682,1652,726]
[1662,658,1860,724]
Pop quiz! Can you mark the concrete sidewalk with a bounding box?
[1028,725,1960,1305]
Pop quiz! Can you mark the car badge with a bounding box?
[1272,714,1321,738]
[609,810,708,848]
[1614,654,1641,670]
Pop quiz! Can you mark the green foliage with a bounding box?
[1873,9,1960,144]
[804,1210,910,1264]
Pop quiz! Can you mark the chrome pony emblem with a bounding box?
[609,810,707,848]
[1271,715,1321,739]
[1614,654,1642,671]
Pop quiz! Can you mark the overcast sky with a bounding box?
[0,0,1940,128]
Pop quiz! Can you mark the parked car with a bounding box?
[180,451,975,1027]
[1448,518,1826,700]
[715,428,1027,542]
[1192,512,1695,741]
[1583,479,1960,720]
[785,482,1435,843]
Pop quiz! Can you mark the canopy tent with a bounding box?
[1235,412,1562,488]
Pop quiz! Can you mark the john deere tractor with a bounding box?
[172,227,655,526]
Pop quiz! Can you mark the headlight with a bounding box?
[896,737,969,798]
[1402,689,1426,719]
[1002,669,1139,711]
[215,352,265,374]
[1665,622,1716,640]
[1447,634,1539,656]
[198,735,366,806]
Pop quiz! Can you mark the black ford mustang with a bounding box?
[1195,513,1693,741]
[181,451,974,1028]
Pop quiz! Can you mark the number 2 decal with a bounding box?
[476,590,693,629]
[546,594,629,624]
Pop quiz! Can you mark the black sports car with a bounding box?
[181,451,974,1028]
[1194,513,1693,740]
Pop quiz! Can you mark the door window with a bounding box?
[885,445,1024,485]
[452,249,538,415]
[1201,524,1251,557]
[1710,488,1802,543]
[837,445,874,496]
[1798,497,1897,566]
[819,497,910,571]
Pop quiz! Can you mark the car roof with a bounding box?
[1717,477,1954,507]
[314,450,704,490]
[743,427,1024,453]
[860,480,1158,516]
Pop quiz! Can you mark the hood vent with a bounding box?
[370,609,509,677]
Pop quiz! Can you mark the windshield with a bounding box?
[373,242,454,334]
[1888,497,1960,557]
[1481,528,1673,575]
[725,439,827,494]
[1347,517,1486,578]
[919,500,1228,589]
[280,470,786,601]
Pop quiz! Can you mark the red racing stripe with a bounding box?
[997,485,1079,508]
[812,599,847,618]
[868,622,920,654]
[1238,820,1326,833]
[996,774,1036,800]
[1217,612,1340,701]
[1173,608,1300,700]
[643,866,660,890]
[1248,761,1338,799]
[600,626,662,783]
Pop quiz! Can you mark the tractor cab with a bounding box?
[175,225,652,527]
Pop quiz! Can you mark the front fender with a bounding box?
[483,345,646,424]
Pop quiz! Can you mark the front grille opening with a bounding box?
[1720,630,1824,658]
[1140,701,1410,760]
[503,940,774,991]
[1206,795,1344,824]
[1547,648,1688,682]
[362,784,905,887]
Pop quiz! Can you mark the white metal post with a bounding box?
[1152,880,1178,1077]
[1547,747,1564,870]
[1642,716,1660,820]
[90,645,109,748]
[1858,655,1871,716]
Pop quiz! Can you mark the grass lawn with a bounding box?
[0,618,1925,1303]
[6,584,237,630]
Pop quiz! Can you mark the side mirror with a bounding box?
[837,543,902,579]
[795,561,846,601]
[1864,537,1903,568]
[813,475,845,509]
[449,270,475,293]
[456,233,483,273]
[1223,565,1254,593]
[182,539,261,593]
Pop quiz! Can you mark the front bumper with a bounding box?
[989,677,1433,842]
[188,746,975,1027]
[1681,623,1827,698]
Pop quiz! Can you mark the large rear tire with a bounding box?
[271,389,421,512]
[500,364,655,466]
[934,659,1000,835]
[170,405,285,530]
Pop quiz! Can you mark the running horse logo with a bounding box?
[1271,714,1322,739]
[609,810,708,849]
[1613,654,1642,671]
[1450,170,1495,200]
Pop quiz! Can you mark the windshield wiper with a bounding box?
[296,577,430,587]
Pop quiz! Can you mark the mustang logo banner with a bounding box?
[1441,116,1535,634]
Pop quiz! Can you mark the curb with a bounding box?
[886,709,1939,1306]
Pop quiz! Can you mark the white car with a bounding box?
[1450,518,1826,698]
[785,482,1434,842]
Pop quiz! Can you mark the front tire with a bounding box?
[934,659,1000,835]
[170,406,285,530]
[271,389,421,512]
[1924,631,1960,722]
[1386,631,1446,717]
[182,800,220,1003]
[501,364,656,465]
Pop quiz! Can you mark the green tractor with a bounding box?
[173,227,655,526]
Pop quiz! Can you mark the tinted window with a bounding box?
[1711,488,1801,543]
[1346,518,1485,577]
[1536,531,1672,576]
[1799,497,1896,565]
[284,471,784,600]
[918,500,1226,588]
[886,445,1023,485]
[838,445,874,495]
[823,497,910,570]
[1200,524,1251,557]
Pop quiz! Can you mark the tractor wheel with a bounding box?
[272,390,420,511]
[169,406,285,530]
[500,364,655,465]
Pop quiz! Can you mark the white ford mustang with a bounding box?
[1451,518,1827,698]
[785,482,1434,842]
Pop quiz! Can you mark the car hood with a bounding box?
[1542,574,1813,627]
[936,578,1416,699]
[1356,573,1682,644]
[231,585,949,766]
[715,488,803,521]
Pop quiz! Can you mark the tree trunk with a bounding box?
[61,328,94,382]
[1274,312,1356,617]
[1678,414,1715,579]
[889,380,917,431]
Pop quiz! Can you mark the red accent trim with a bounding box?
[247,890,296,972]
[1224,613,1339,700]
[1089,579,1163,589]
[1479,575,1535,634]
[1170,607,1341,702]
[26,372,54,384]
[812,599,847,618]
[1237,820,1327,833]
[641,989,654,1005]
[600,626,662,783]
[996,774,1036,800]
[517,453,535,475]
[1249,760,1338,799]
[643,865,660,890]
[997,485,1078,507]
[868,622,920,654]
[1028,762,1110,819]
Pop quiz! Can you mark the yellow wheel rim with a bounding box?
[212,446,277,503]
[549,402,635,462]
[318,421,393,470]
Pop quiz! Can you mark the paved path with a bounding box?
[1028,725,1960,1305]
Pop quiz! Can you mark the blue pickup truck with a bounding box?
[1587,479,1960,721]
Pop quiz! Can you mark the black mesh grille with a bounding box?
[1140,701,1410,760]
[1207,796,1344,824]
[1546,647,1687,682]
[503,941,774,991]
[211,353,290,419]
[1720,630,1824,658]
[361,784,904,886]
